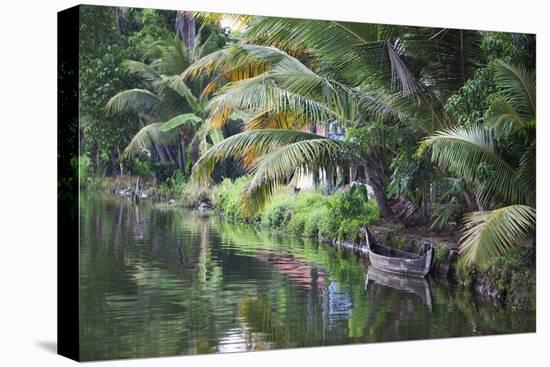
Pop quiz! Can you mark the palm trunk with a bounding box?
[95,148,101,175]
[309,122,319,185]
[349,165,357,183]
[116,147,124,175]
[325,166,334,193]
[178,131,186,173]
[163,145,175,165]
[152,140,167,162]
[363,164,394,218]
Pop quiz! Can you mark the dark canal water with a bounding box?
[79,194,535,361]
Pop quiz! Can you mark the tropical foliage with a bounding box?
[423,60,536,264]
[104,24,230,176]
[79,7,536,266]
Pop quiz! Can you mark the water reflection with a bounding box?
[366,268,432,311]
[79,194,535,361]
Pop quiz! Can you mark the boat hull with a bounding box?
[363,229,433,277]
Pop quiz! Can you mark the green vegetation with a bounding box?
[72,155,94,187]
[76,6,535,270]
[455,245,535,309]
[422,62,536,265]
[211,179,378,242]
[211,177,250,221]
[433,245,451,267]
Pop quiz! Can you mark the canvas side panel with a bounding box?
[57,5,80,362]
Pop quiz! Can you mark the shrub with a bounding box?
[337,218,365,242]
[330,184,379,223]
[261,195,296,227]
[71,155,93,187]
[484,246,535,308]
[211,177,250,220]
[166,170,187,191]
[127,158,154,177]
[257,186,379,242]
[152,161,178,183]
[434,244,451,266]
[210,178,380,242]
[456,256,477,288]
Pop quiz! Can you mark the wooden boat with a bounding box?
[365,267,432,311]
[362,228,433,277]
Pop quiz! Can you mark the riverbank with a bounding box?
[87,176,536,310]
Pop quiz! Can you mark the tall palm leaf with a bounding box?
[123,122,176,159]
[486,61,536,138]
[422,126,528,206]
[106,32,225,167]
[243,138,351,214]
[424,61,536,265]
[460,205,535,264]
[192,129,328,182]
[184,44,405,130]
[192,129,348,214]
[105,89,160,117]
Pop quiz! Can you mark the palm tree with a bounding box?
[105,31,224,174]
[185,20,483,217]
[422,61,535,265]
[184,43,406,216]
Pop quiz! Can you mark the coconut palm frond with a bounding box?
[191,129,328,183]
[181,44,303,81]
[493,60,536,122]
[422,126,524,205]
[206,67,405,128]
[404,29,482,99]
[145,36,191,75]
[242,138,349,214]
[121,60,160,82]
[485,94,524,138]
[246,19,424,95]
[123,122,175,158]
[207,75,340,129]
[517,138,536,197]
[245,18,383,64]
[105,89,160,116]
[243,109,306,131]
[159,75,203,112]
[460,205,535,265]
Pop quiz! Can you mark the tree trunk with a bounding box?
[364,164,394,218]
[309,122,319,185]
[349,165,357,183]
[325,166,334,193]
[116,147,124,175]
[95,148,101,175]
[163,145,175,165]
[178,131,186,173]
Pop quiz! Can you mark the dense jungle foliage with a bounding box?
[78,7,536,268]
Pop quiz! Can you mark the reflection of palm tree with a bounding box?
[238,294,289,346]
[197,220,210,284]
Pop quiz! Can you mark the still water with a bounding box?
[79,194,534,361]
